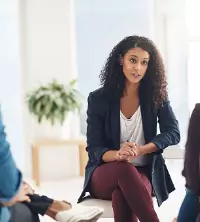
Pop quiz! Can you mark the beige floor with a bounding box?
[30,159,185,222]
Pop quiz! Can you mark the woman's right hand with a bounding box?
[116,142,136,161]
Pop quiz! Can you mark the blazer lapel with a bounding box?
[139,89,151,143]
[110,94,120,149]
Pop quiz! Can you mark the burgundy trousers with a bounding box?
[90,162,159,222]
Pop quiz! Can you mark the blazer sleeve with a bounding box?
[86,92,110,163]
[0,109,22,202]
[151,100,180,149]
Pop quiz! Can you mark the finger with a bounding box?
[129,149,136,156]
[116,153,124,161]
[127,142,137,149]
[24,187,32,195]
[22,196,31,202]
[120,145,131,151]
[118,155,129,161]
[117,155,123,161]
[127,141,134,146]
[26,187,33,194]
[123,142,133,148]
[133,149,138,156]
[120,150,132,157]
[123,155,132,161]
[119,151,133,159]
[120,142,132,149]
[23,184,28,189]
[121,148,135,156]
[132,143,137,149]
[24,189,29,195]
[116,151,121,159]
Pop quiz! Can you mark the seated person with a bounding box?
[0,106,103,222]
[173,104,200,222]
[0,108,23,222]
[78,35,180,222]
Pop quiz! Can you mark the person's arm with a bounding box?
[86,92,135,163]
[102,150,118,162]
[130,101,180,157]
[150,100,180,150]
[86,92,114,163]
[0,108,22,204]
[134,142,158,156]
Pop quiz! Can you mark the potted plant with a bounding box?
[26,79,82,139]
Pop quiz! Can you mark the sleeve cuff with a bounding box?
[98,147,110,163]
[151,138,166,150]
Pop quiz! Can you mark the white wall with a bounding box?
[74,0,189,152]
[186,0,200,113]
[74,0,156,134]
[75,0,189,148]
[0,0,188,181]
[155,0,189,147]
[0,0,25,170]
[75,0,156,102]
[22,0,79,178]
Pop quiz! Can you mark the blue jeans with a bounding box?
[177,189,199,222]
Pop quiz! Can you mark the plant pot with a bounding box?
[33,112,81,140]
[34,121,62,140]
[61,112,81,139]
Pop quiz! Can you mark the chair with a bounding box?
[79,195,158,219]
[79,196,113,218]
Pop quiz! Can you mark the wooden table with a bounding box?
[32,139,88,186]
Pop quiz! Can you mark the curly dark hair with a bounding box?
[99,35,167,108]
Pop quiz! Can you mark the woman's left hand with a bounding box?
[128,143,143,159]
[117,142,136,161]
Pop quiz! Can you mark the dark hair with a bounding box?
[99,35,167,108]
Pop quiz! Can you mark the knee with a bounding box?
[115,162,137,176]
[10,203,39,222]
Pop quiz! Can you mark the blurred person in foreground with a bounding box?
[173,104,200,222]
[0,108,103,222]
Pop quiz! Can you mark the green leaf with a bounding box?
[69,79,77,86]
[26,79,82,125]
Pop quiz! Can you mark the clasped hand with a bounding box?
[116,142,140,162]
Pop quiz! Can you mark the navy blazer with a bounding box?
[78,88,180,206]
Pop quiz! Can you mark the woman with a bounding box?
[78,35,180,222]
[174,104,200,222]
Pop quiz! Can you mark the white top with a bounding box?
[120,106,150,166]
